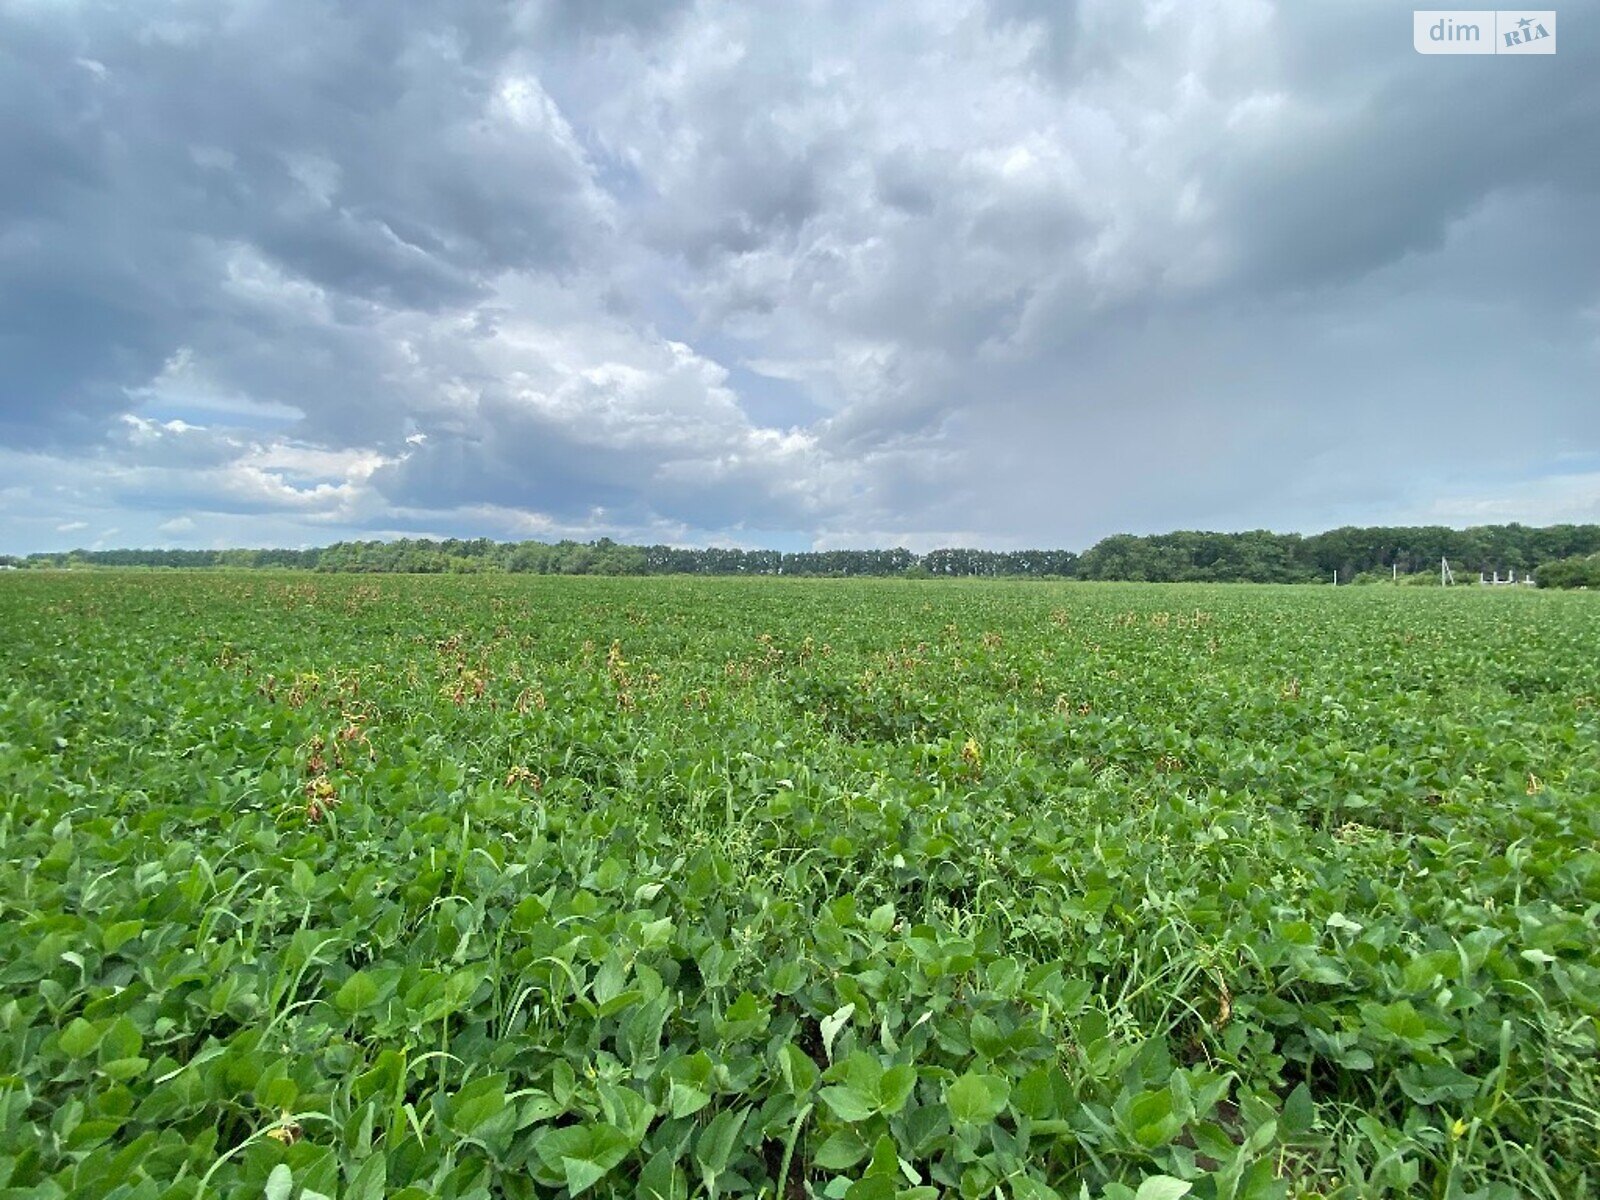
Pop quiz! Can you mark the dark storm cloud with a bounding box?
[872,150,939,215]
[1217,20,1600,293]
[0,0,610,447]
[533,0,696,43]
[2,0,1598,555]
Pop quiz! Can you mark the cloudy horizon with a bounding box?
[2,1,1597,555]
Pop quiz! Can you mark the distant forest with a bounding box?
[8,523,1600,587]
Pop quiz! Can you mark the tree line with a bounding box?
[1532,553,1600,590]
[10,523,1600,585]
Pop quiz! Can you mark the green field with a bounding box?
[1,573,1596,1200]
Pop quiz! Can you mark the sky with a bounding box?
[1,0,1597,555]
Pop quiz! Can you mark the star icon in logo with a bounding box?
[1517,16,1533,30]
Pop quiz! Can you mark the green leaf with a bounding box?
[99,1016,143,1061]
[1133,1179,1192,1200]
[843,1177,896,1200]
[780,1042,821,1095]
[1123,1088,1182,1149]
[335,971,380,1014]
[1008,1178,1062,1200]
[99,1055,150,1081]
[1280,1083,1314,1138]
[821,1053,916,1122]
[667,1051,716,1119]
[877,1064,917,1116]
[821,1004,856,1063]
[772,961,808,995]
[448,1074,508,1138]
[820,1084,878,1123]
[1012,1066,1061,1120]
[597,988,643,1017]
[347,1155,387,1200]
[864,1134,898,1178]
[101,920,144,953]
[537,1124,632,1196]
[969,1013,1007,1060]
[638,1147,688,1200]
[597,1081,655,1147]
[696,1106,750,1178]
[1362,1000,1451,1048]
[265,1164,294,1200]
[669,1081,712,1119]
[813,1128,870,1170]
[820,1051,881,1122]
[59,1018,100,1059]
[945,1073,1009,1125]
[1241,1119,1278,1156]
